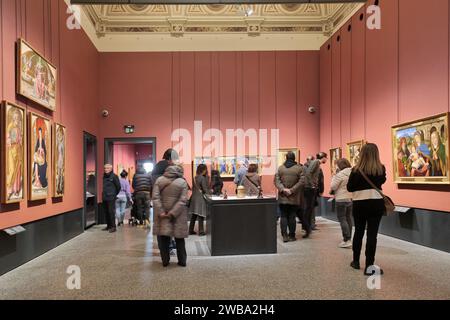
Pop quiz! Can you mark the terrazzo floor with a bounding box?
[0,217,449,300]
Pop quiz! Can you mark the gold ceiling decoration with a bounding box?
[82,3,361,38]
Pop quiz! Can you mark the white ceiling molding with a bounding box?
[64,1,363,52]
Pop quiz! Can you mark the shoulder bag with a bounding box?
[358,169,395,216]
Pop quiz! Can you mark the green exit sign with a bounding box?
[124,125,135,134]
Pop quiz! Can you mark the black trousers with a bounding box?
[352,199,384,267]
[103,200,116,229]
[157,236,187,265]
[189,214,205,233]
[279,204,297,237]
[303,188,317,234]
[135,191,150,222]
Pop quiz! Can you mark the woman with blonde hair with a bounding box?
[347,143,386,276]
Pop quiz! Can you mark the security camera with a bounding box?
[102,109,109,117]
[308,106,317,114]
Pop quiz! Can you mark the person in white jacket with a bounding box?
[330,158,353,248]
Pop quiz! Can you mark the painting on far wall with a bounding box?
[192,156,212,179]
[17,39,57,112]
[277,148,299,168]
[29,112,51,200]
[392,113,449,184]
[330,147,342,175]
[347,140,365,167]
[1,101,26,204]
[216,156,237,178]
[53,123,66,198]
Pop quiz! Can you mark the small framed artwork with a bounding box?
[1,101,26,204]
[277,148,299,168]
[192,156,211,179]
[17,38,57,111]
[29,112,51,200]
[53,123,66,197]
[216,156,237,178]
[330,147,343,175]
[347,140,365,167]
[391,113,449,184]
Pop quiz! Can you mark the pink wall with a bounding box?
[320,0,450,212]
[0,0,100,229]
[99,51,320,194]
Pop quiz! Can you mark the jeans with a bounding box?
[189,214,205,234]
[279,204,298,237]
[157,236,187,265]
[303,188,316,234]
[135,191,150,222]
[352,199,384,267]
[336,201,353,241]
[115,196,127,224]
[103,200,116,229]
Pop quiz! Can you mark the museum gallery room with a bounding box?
[0,0,450,302]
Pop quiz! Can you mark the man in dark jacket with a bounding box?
[132,166,152,226]
[312,152,327,230]
[102,164,121,233]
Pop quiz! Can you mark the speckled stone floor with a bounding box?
[0,217,449,300]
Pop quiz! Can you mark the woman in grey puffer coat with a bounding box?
[152,165,189,267]
[189,164,211,236]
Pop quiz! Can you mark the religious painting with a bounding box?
[216,156,237,178]
[347,140,365,167]
[392,113,449,184]
[1,101,26,204]
[53,123,66,197]
[330,147,343,175]
[277,148,299,168]
[17,39,57,111]
[29,112,51,200]
[192,156,212,179]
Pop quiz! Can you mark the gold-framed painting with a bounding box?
[216,156,237,178]
[29,112,51,200]
[347,140,365,167]
[192,156,212,179]
[53,123,66,198]
[330,147,343,175]
[277,148,299,168]
[392,113,449,184]
[1,101,26,204]
[17,38,57,111]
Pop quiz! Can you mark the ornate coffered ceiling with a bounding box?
[69,2,363,52]
[83,3,359,37]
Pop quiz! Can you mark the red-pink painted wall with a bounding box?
[0,0,100,229]
[99,51,320,194]
[320,0,450,212]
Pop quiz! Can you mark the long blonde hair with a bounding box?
[354,143,384,176]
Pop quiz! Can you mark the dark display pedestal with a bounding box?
[205,196,278,256]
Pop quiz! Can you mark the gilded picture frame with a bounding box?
[17,38,57,112]
[347,140,365,168]
[29,112,52,201]
[53,123,66,198]
[1,101,26,204]
[277,148,300,168]
[330,147,343,175]
[391,113,450,185]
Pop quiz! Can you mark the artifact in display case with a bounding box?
[391,113,449,184]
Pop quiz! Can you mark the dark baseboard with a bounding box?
[0,209,84,276]
[320,198,450,253]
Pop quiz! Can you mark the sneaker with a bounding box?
[289,236,297,242]
[282,235,289,243]
[364,266,384,276]
[109,227,117,233]
[339,241,352,248]
[350,261,360,270]
[189,231,197,235]
[178,262,187,267]
[302,233,310,239]
[198,232,206,237]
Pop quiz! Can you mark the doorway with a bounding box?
[83,132,98,229]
